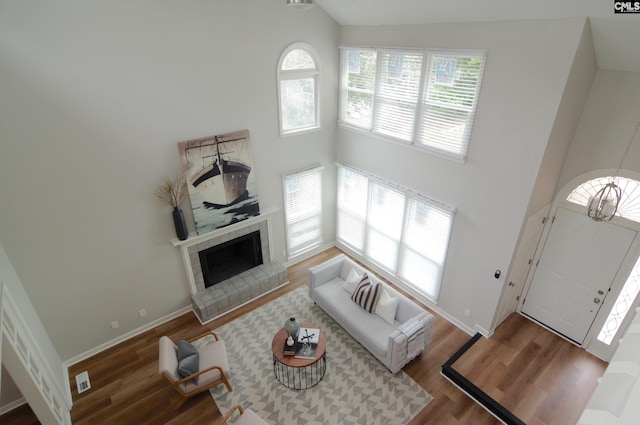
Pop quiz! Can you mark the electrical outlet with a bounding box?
[110,321,119,329]
[138,309,146,317]
[464,309,471,317]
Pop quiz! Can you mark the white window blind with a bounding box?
[336,163,455,303]
[339,46,486,160]
[341,49,377,129]
[399,195,453,301]
[283,166,323,258]
[366,181,405,271]
[336,166,369,251]
[372,51,423,142]
[417,53,485,157]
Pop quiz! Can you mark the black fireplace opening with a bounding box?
[199,231,263,288]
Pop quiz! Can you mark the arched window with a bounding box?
[566,176,640,223]
[277,43,320,136]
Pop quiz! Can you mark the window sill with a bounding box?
[337,122,467,164]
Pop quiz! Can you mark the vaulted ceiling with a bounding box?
[315,0,640,72]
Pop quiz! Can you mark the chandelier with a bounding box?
[587,121,640,222]
[286,0,313,10]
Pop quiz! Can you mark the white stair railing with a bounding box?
[1,281,71,425]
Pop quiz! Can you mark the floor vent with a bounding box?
[75,371,91,394]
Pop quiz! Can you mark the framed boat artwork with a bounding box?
[178,130,260,234]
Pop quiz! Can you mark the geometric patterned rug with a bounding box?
[209,286,432,424]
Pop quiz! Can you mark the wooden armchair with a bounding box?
[221,405,269,425]
[158,331,232,409]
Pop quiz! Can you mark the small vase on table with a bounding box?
[284,317,300,339]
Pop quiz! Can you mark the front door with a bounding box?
[522,207,637,344]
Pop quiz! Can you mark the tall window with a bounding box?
[278,43,320,136]
[340,47,486,161]
[336,164,455,302]
[283,166,323,258]
[597,255,640,345]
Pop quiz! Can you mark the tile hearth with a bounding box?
[191,261,287,323]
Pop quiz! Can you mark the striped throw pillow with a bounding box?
[350,273,381,313]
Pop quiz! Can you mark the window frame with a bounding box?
[339,46,486,161]
[277,42,321,137]
[336,163,455,303]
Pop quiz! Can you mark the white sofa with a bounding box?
[308,254,435,373]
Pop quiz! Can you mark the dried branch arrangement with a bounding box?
[155,170,188,208]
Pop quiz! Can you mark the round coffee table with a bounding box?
[271,323,326,390]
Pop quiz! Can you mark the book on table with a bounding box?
[297,327,320,344]
[295,327,320,359]
[283,340,296,356]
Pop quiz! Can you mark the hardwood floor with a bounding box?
[451,314,606,425]
[1,247,607,424]
[0,403,41,425]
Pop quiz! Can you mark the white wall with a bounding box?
[558,70,640,188]
[525,20,597,217]
[1,365,22,414]
[338,18,588,333]
[0,0,619,384]
[489,20,597,330]
[0,0,339,360]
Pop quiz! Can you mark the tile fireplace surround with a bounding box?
[172,207,288,323]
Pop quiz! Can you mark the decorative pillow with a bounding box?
[342,268,362,294]
[350,273,381,313]
[375,288,399,324]
[177,339,200,384]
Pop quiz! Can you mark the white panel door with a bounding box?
[494,205,549,328]
[522,207,637,344]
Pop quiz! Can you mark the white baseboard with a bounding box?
[58,251,332,407]
[433,307,477,337]
[63,246,339,369]
[474,325,493,338]
[283,242,337,268]
[0,397,27,416]
[63,305,192,368]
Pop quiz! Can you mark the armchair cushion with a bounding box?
[237,408,269,425]
[177,339,200,383]
[222,405,269,425]
[179,339,231,393]
[159,332,232,410]
[158,336,180,381]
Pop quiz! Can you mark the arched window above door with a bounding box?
[566,176,640,223]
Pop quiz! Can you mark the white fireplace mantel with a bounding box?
[170,206,278,248]
[172,206,279,294]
